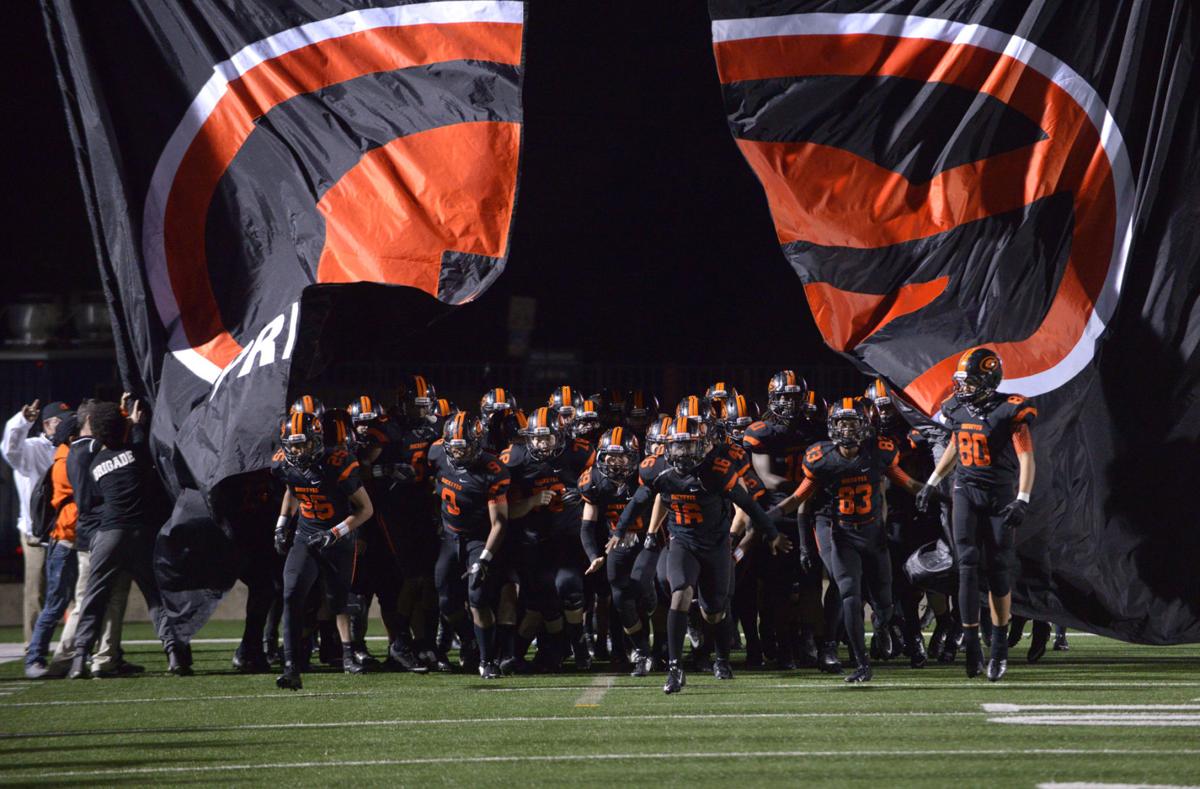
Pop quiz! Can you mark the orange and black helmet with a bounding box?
[705,381,738,410]
[290,394,325,418]
[480,387,517,419]
[396,375,437,419]
[665,416,711,473]
[347,395,383,429]
[827,396,873,448]
[522,405,565,460]
[675,394,712,423]
[623,389,659,430]
[442,411,484,468]
[572,398,602,442]
[864,378,898,427]
[766,370,807,421]
[548,386,584,421]
[953,348,1003,406]
[722,393,760,440]
[322,408,353,449]
[280,410,324,467]
[645,416,673,456]
[596,426,640,481]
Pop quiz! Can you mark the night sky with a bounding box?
[6,1,844,371]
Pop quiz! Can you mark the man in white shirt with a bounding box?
[2,399,69,645]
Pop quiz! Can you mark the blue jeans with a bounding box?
[26,541,78,666]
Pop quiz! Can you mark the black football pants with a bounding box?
[607,542,659,629]
[282,528,354,666]
[951,484,1016,627]
[815,516,892,666]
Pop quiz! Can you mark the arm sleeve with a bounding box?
[730,483,779,541]
[580,517,603,561]
[614,484,654,539]
[885,464,918,490]
[1012,422,1034,454]
[797,510,818,557]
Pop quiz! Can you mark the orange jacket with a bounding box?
[49,443,77,543]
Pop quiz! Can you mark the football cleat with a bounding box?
[572,638,593,671]
[818,642,844,674]
[712,658,734,680]
[275,664,302,691]
[987,658,1008,682]
[388,640,423,672]
[906,634,928,669]
[1028,621,1051,663]
[965,639,985,678]
[845,663,873,683]
[629,649,653,677]
[928,618,949,661]
[479,660,501,680]
[663,661,686,694]
[499,655,533,676]
[231,647,271,674]
[429,649,454,673]
[1053,630,1070,651]
[167,644,194,677]
[1007,615,1028,648]
[872,624,893,661]
[459,640,481,673]
[343,655,366,675]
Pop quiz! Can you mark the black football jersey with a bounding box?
[939,394,1037,490]
[579,464,643,534]
[801,437,899,528]
[743,418,823,493]
[502,442,591,537]
[637,444,744,550]
[362,418,437,508]
[272,449,363,532]
[427,441,510,538]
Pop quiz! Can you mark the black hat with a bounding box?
[40,402,71,422]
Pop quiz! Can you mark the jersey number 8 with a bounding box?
[957,432,992,467]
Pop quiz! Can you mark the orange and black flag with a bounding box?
[710,0,1200,642]
[44,1,526,603]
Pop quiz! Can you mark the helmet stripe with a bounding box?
[612,426,622,446]
[415,376,427,398]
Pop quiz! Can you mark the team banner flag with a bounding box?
[43,0,524,504]
[710,1,1200,642]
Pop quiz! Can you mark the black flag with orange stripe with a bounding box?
[710,1,1200,642]
[44,1,524,494]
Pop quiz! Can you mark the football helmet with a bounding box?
[396,375,437,421]
[347,394,383,439]
[666,416,712,474]
[722,393,760,442]
[596,426,640,482]
[705,381,738,411]
[645,416,672,457]
[623,389,660,433]
[601,388,626,429]
[442,412,484,468]
[953,348,1003,408]
[766,370,807,421]
[572,399,602,443]
[548,386,584,424]
[864,378,898,428]
[799,390,827,424]
[322,408,353,449]
[523,406,565,460]
[290,395,325,418]
[827,397,873,449]
[675,394,712,424]
[480,388,517,420]
[280,411,324,468]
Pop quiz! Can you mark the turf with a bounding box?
[0,623,1197,787]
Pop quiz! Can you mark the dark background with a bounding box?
[4,0,849,374]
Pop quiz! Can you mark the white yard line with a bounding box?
[1039,784,1200,789]
[0,644,25,665]
[0,690,372,708]
[480,680,1200,692]
[992,715,1200,727]
[22,748,1200,781]
[573,675,614,708]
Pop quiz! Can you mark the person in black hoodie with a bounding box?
[68,400,186,678]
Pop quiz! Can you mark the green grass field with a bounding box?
[0,622,1197,787]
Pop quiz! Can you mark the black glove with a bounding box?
[273,526,290,557]
[306,530,338,551]
[643,531,659,551]
[559,487,582,508]
[797,544,813,573]
[466,557,491,590]
[390,463,416,483]
[1001,498,1028,528]
[916,484,938,513]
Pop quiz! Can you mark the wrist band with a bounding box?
[480,548,493,562]
[1017,491,1031,503]
[927,471,945,487]
[332,520,351,539]
[276,515,288,530]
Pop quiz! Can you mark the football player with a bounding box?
[580,427,657,676]
[505,407,594,670]
[273,412,374,690]
[548,386,584,429]
[616,417,791,693]
[918,348,1036,682]
[480,388,521,454]
[571,399,603,447]
[773,398,933,682]
[743,371,825,669]
[623,390,660,440]
[291,395,325,418]
[427,412,511,678]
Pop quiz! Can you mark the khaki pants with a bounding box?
[22,536,46,647]
[49,548,131,672]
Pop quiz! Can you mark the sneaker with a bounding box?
[95,660,148,678]
[24,660,50,680]
[166,645,194,677]
[712,658,734,680]
[663,661,686,694]
[629,649,653,678]
[67,654,91,680]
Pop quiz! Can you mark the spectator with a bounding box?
[48,399,141,678]
[2,399,70,645]
[24,414,80,678]
[68,400,185,678]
